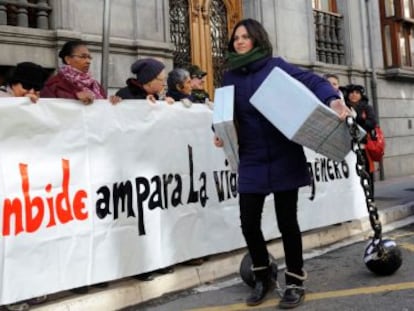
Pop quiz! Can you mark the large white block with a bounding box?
[212,86,239,172]
[250,67,353,162]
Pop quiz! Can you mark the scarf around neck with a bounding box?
[59,65,104,99]
[226,46,271,70]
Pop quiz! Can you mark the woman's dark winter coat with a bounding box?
[347,98,377,133]
[166,89,193,102]
[222,56,339,194]
[115,78,152,99]
[41,72,106,99]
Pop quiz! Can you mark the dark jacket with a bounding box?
[222,56,339,193]
[347,99,377,132]
[115,78,153,100]
[41,72,106,99]
[166,89,193,102]
[191,89,210,103]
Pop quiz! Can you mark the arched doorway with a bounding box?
[169,0,242,97]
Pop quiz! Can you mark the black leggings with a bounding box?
[239,189,303,276]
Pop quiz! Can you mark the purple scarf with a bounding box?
[60,65,104,99]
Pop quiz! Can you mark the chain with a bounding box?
[346,117,382,242]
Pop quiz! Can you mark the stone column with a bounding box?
[36,0,50,29]
[17,0,29,27]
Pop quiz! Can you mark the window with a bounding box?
[312,0,345,64]
[169,0,191,68]
[379,0,414,68]
[312,0,338,13]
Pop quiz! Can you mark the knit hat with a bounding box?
[131,58,165,85]
[9,62,45,91]
[346,84,365,95]
[188,65,207,78]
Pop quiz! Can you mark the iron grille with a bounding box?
[169,0,191,68]
[313,9,345,65]
[209,0,228,88]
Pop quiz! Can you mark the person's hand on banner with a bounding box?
[165,96,175,105]
[76,91,95,105]
[109,95,122,105]
[146,94,157,104]
[329,99,351,121]
[26,92,40,103]
[213,135,224,147]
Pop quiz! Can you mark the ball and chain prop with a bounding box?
[239,115,403,287]
[346,116,402,275]
[239,252,283,296]
[239,253,279,288]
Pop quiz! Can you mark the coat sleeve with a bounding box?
[40,75,78,99]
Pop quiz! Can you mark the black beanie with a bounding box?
[9,62,45,90]
[346,84,365,95]
[131,58,165,85]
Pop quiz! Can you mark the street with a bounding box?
[125,224,414,311]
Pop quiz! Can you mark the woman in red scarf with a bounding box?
[41,40,119,104]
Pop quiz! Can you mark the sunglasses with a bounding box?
[192,75,205,79]
[21,81,41,92]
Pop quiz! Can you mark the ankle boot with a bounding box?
[246,265,275,306]
[279,270,307,309]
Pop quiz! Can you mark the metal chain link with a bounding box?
[346,117,382,241]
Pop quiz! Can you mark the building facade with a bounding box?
[1,0,413,179]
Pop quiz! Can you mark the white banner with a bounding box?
[0,98,366,304]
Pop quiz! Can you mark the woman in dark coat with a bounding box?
[344,84,377,193]
[213,18,349,309]
[166,68,193,103]
[116,58,174,104]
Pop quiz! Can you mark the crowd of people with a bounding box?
[1,18,379,310]
[0,39,212,311]
[1,40,212,109]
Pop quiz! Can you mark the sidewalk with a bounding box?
[30,175,414,311]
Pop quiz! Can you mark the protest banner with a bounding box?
[0,98,365,304]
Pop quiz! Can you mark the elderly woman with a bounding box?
[166,68,193,102]
[116,58,173,104]
[40,40,119,105]
[0,61,45,103]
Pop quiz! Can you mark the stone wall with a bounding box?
[1,0,414,178]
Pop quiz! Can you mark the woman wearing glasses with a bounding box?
[41,40,119,104]
[0,61,45,103]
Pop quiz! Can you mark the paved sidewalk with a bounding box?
[29,175,414,311]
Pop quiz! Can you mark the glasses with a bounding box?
[71,54,93,60]
[192,75,204,79]
[154,76,165,82]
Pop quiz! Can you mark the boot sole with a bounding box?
[278,295,305,309]
[245,282,276,306]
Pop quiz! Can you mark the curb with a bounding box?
[31,202,414,311]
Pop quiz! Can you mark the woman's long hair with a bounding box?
[227,18,273,55]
